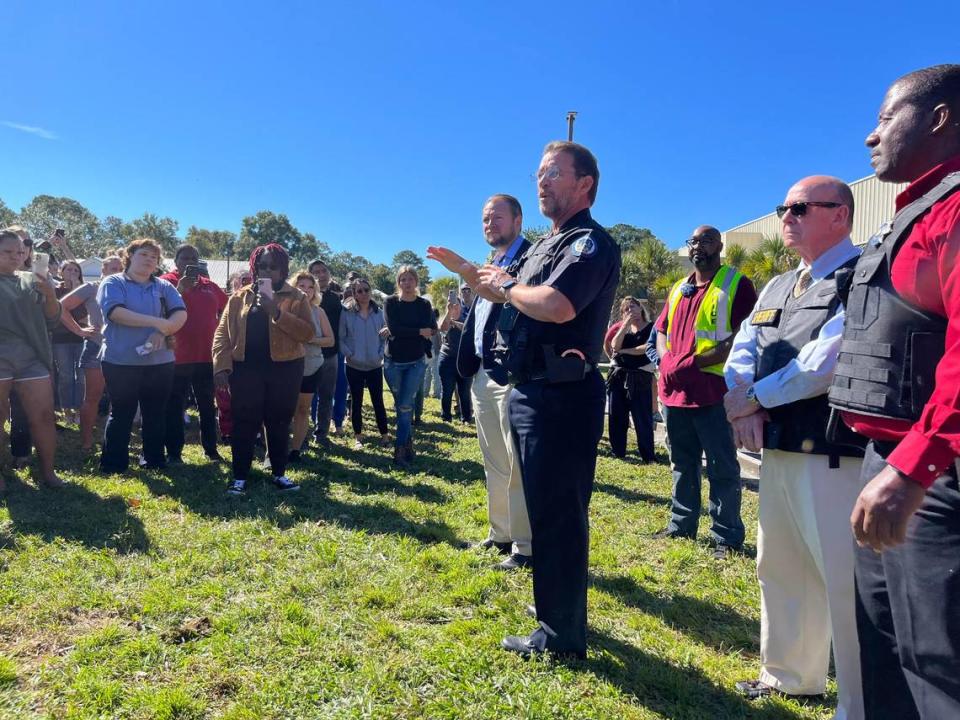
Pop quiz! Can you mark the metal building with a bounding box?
[721,174,907,251]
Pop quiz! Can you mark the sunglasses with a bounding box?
[354,287,370,294]
[256,262,278,271]
[775,201,842,219]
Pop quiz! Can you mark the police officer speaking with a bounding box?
[428,141,621,658]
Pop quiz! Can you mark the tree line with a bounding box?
[0,193,796,302]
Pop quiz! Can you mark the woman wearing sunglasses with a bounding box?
[212,244,315,495]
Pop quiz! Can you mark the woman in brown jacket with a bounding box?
[213,244,314,495]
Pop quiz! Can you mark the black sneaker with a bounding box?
[271,475,300,492]
[226,479,246,496]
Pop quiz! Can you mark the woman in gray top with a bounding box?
[339,278,389,449]
[57,255,123,451]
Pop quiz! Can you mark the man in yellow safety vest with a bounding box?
[652,225,757,558]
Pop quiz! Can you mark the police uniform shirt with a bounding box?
[513,208,621,365]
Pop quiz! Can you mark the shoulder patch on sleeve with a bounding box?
[571,235,598,258]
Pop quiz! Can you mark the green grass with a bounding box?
[0,400,835,719]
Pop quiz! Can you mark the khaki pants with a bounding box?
[472,372,531,556]
[757,449,863,720]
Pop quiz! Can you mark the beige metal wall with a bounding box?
[721,174,907,248]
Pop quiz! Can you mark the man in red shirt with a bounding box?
[828,64,960,719]
[653,225,757,557]
[160,244,228,463]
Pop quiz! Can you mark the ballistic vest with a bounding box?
[752,256,864,458]
[665,265,744,376]
[828,171,960,420]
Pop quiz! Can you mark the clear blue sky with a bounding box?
[3,1,957,274]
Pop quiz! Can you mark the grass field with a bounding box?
[0,400,837,719]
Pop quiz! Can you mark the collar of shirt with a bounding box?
[557,208,594,233]
[494,235,525,267]
[895,154,960,211]
[797,236,860,282]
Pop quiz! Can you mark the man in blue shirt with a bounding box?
[457,194,532,570]
[723,176,865,719]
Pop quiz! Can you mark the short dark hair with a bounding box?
[897,64,960,115]
[308,259,328,273]
[174,243,198,261]
[486,194,523,218]
[543,141,600,205]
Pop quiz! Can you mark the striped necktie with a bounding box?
[793,268,813,298]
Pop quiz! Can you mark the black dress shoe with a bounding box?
[501,626,585,660]
[497,553,532,571]
[652,528,693,541]
[501,627,549,657]
[474,538,512,555]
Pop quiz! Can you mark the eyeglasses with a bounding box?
[686,235,719,248]
[775,202,842,219]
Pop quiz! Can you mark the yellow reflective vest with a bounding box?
[665,265,744,377]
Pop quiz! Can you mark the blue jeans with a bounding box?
[53,342,85,410]
[333,353,348,428]
[664,403,744,547]
[384,357,426,448]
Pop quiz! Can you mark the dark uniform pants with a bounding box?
[855,441,960,720]
[509,371,605,654]
[165,361,218,460]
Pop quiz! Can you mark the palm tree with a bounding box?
[724,242,748,270]
[741,235,797,290]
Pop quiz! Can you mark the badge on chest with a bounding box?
[750,308,781,326]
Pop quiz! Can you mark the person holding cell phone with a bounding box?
[96,239,187,473]
[212,244,315,495]
[159,244,228,464]
[0,228,64,489]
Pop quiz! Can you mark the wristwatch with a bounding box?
[745,385,761,408]
[499,277,518,297]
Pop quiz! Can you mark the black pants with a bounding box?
[438,352,472,422]
[164,362,218,460]
[345,365,388,436]
[607,370,655,460]
[855,441,960,719]
[229,359,302,480]
[100,361,175,472]
[10,391,32,457]
[509,372,605,655]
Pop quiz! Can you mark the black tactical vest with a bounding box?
[752,255,864,458]
[828,172,960,420]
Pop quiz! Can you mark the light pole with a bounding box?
[566,111,577,141]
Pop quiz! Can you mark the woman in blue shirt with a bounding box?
[96,239,186,473]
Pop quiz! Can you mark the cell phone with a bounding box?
[184,265,200,279]
[55,228,65,238]
[33,252,50,277]
[197,260,209,277]
[257,278,274,297]
[447,289,457,303]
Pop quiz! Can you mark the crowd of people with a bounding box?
[2,63,959,720]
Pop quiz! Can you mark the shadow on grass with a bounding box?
[136,454,463,549]
[326,435,485,485]
[590,572,759,654]
[594,482,666,506]
[0,475,150,554]
[581,629,811,720]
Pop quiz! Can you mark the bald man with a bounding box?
[653,225,756,556]
[723,176,864,718]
